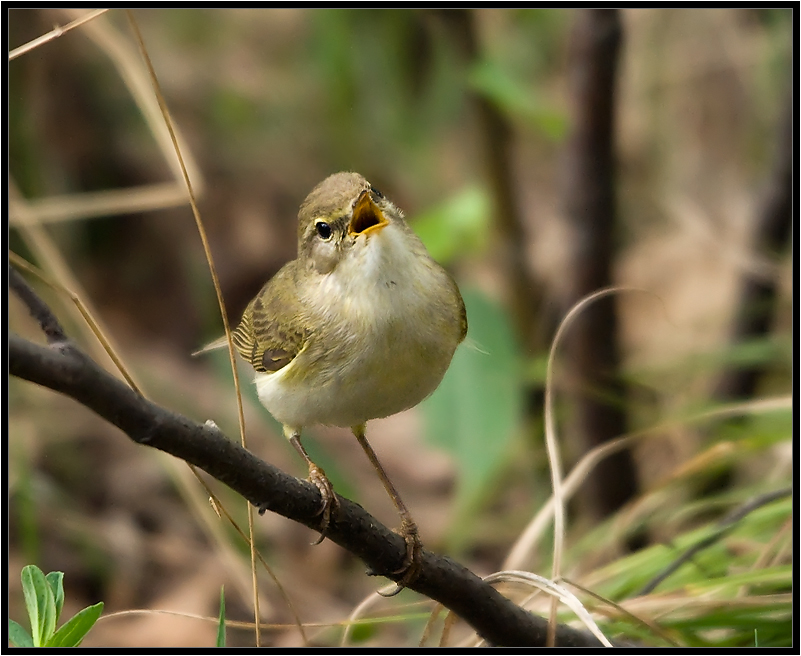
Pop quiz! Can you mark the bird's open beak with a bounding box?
[348,191,389,237]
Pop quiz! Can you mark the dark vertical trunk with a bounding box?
[713,87,793,402]
[561,9,638,519]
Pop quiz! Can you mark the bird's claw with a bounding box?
[379,519,423,597]
[308,464,339,545]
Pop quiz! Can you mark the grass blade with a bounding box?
[216,586,226,648]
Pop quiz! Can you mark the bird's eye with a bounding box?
[370,186,384,199]
[315,221,332,240]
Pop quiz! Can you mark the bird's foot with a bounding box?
[308,464,339,545]
[379,518,423,597]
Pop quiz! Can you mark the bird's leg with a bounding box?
[285,426,339,545]
[352,424,423,596]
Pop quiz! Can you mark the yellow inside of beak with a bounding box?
[348,192,389,236]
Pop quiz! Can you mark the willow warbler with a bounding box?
[226,172,466,588]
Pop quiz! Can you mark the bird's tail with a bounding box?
[191,335,229,357]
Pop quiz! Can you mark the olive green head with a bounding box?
[296,172,402,275]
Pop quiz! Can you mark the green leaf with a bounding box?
[21,564,57,647]
[8,619,34,648]
[411,186,491,265]
[46,602,104,648]
[216,586,226,648]
[46,571,65,623]
[420,288,523,548]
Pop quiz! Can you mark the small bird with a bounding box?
[222,172,466,589]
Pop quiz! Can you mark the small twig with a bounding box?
[8,265,67,344]
[638,487,792,596]
[9,252,143,394]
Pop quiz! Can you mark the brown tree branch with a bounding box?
[8,266,621,647]
[8,263,68,343]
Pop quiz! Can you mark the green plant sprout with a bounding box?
[216,586,226,648]
[8,564,104,647]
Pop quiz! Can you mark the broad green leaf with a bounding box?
[421,288,523,548]
[411,186,491,265]
[21,564,57,647]
[46,571,65,623]
[216,586,226,648]
[46,602,104,648]
[8,619,34,648]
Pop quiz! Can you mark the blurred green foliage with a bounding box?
[307,9,472,183]
[468,60,568,139]
[411,185,491,264]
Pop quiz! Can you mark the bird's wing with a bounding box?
[232,264,310,373]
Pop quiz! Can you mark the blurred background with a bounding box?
[8,8,792,648]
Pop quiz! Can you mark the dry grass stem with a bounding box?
[504,394,791,571]
[9,9,205,226]
[542,286,643,639]
[8,8,110,61]
[123,9,260,645]
[484,571,613,647]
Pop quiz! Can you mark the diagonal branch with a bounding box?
[8,266,621,647]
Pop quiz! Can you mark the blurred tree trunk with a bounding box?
[713,86,792,402]
[430,8,547,353]
[561,9,638,520]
